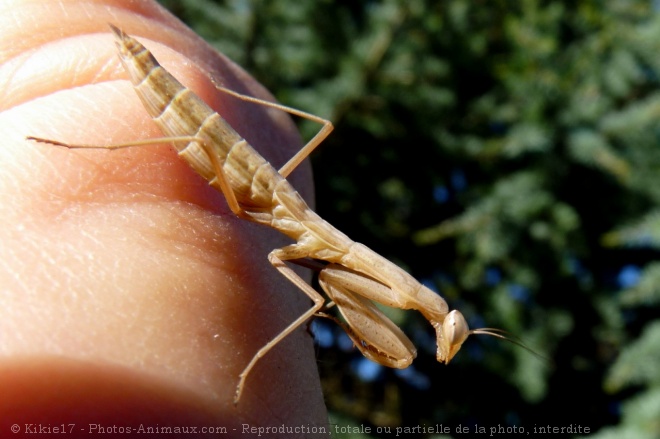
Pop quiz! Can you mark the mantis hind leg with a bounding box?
[210,78,334,178]
[28,133,248,219]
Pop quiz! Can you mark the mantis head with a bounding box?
[435,309,470,364]
[434,309,539,364]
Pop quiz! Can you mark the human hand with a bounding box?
[0,0,327,435]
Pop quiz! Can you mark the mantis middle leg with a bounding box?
[233,244,326,404]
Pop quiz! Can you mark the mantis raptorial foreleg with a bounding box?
[319,265,417,368]
[320,263,425,310]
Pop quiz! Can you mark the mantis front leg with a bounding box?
[318,265,417,368]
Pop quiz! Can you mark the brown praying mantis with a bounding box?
[29,25,515,404]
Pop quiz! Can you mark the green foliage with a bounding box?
[605,321,660,392]
[584,388,660,439]
[603,210,660,249]
[160,0,660,437]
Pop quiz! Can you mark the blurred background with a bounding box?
[159,1,660,437]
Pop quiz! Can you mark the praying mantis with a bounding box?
[28,25,512,404]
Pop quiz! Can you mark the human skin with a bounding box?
[0,0,328,436]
